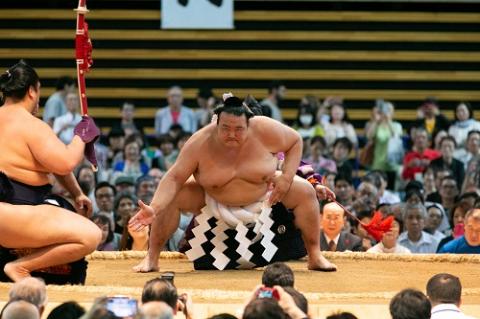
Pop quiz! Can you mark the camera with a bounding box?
[106,296,138,318]
[256,287,280,300]
[161,271,175,284]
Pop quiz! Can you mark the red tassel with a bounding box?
[361,211,394,242]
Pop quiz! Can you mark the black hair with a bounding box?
[108,127,125,139]
[333,137,353,153]
[267,80,285,94]
[326,312,359,319]
[295,101,316,127]
[405,188,425,204]
[438,135,457,148]
[389,289,431,319]
[310,135,327,148]
[197,87,214,99]
[208,314,237,319]
[94,181,117,198]
[454,101,474,121]
[47,301,85,319]
[91,214,114,244]
[262,262,294,288]
[243,298,287,319]
[244,95,264,116]
[141,278,178,309]
[467,130,480,141]
[0,60,40,103]
[55,76,75,91]
[283,287,308,314]
[214,96,255,124]
[334,172,353,186]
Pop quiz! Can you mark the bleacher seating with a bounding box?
[0,0,479,135]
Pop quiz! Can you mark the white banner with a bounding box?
[161,0,234,29]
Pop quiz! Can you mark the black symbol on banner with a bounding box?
[178,0,223,7]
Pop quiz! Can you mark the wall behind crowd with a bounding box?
[1,0,479,136]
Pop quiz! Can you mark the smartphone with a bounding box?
[161,271,175,284]
[256,287,280,300]
[106,296,138,318]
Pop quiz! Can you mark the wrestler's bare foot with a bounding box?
[4,262,31,282]
[132,254,159,273]
[308,254,337,272]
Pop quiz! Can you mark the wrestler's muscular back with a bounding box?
[0,106,56,185]
[193,118,278,207]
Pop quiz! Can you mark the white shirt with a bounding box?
[53,112,82,144]
[367,242,411,254]
[324,233,340,246]
[431,304,477,319]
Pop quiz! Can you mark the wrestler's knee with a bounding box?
[79,220,102,252]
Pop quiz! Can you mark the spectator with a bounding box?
[94,182,117,224]
[448,102,480,150]
[365,100,403,189]
[148,168,165,188]
[352,181,379,214]
[76,164,98,211]
[92,213,120,251]
[107,128,126,168]
[426,167,453,204]
[153,134,177,171]
[119,212,149,251]
[389,288,431,319]
[282,287,308,315]
[8,277,47,317]
[304,136,336,175]
[423,167,437,198]
[318,96,342,125]
[47,301,85,319]
[52,92,82,144]
[405,187,425,206]
[114,175,135,195]
[320,202,362,252]
[260,80,286,122]
[426,273,476,319]
[139,301,174,319]
[438,208,480,253]
[262,262,294,288]
[368,218,411,254]
[429,136,465,187]
[351,210,375,251]
[113,191,137,235]
[136,175,156,204]
[398,203,439,253]
[155,86,197,135]
[195,87,217,128]
[334,173,354,209]
[331,137,354,178]
[415,97,450,141]
[2,300,39,319]
[294,96,324,139]
[365,170,400,205]
[402,126,441,181]
[323,103,358,148]
[438,176,460,215]
[42,75,75,126]
[111,101,144,138]
[425,203,447,242]
[112,135,149,182]
[455,130,480,171]
[437,201,467,251]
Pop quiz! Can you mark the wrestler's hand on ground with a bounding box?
[74,193,93,218]
[74,115,100,143]
[128,200,155,231]
[274,285,308,319]
[268,174,292,206]
[315,184,336,201]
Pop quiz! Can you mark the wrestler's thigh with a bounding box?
[0,202,98,249]
[281,176,317,210]
[173,176,206,214]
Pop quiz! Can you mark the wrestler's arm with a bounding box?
[53,172,92,217]
[27,119,85,175]
[149,135,200,214]
[256,117,302,181]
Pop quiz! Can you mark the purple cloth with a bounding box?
[74,116,100,143]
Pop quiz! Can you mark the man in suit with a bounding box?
[320,202,363,252]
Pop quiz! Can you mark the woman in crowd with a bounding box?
[448,102,480,149]
[112,135,149,182]
[323,103,358,148]
[92,214,120,251]
[424,203,447,242]
[294,96,324,139]
[367,218,411,254]
[113,192,137,235]
[436,201,467,251]
[0,60,101,281]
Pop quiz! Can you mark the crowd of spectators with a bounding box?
[1,266,475,319]
[40,77,480,256]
